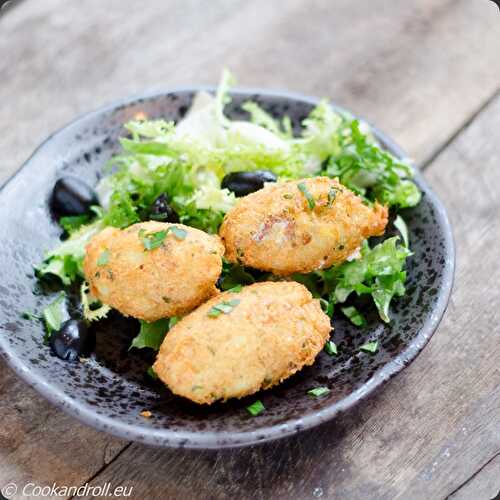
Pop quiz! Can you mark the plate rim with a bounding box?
[0,87,455,449]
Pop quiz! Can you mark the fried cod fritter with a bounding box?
[83,221,224,322]
[153,281,331,404]
[219,177,388,275]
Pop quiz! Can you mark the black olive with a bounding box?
[149,193,180,222]
[49,319,95,362]
[221,170,277,197]
[51,176,98,217]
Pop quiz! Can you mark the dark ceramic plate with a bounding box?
[0,88,454,449]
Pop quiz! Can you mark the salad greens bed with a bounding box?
[35,70,421,352]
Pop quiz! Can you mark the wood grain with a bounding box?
[449,453,500,500]
[73,92,500,500]
[1,0,499,184]
[0,361,127,499]
[0,0,499,499]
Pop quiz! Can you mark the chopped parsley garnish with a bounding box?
[139,229,167,250]
[208,299,241,317]
[360,341,379,354]
[307,386,330,397]
[226,284,243,293]
[341,306,367,327]
[297,182,315,209]
[138,226,187,250]
[97,249,110,266]
[324,340,338,356]
[246,400,265,416]
[327,187,337,207]
[169,226,187,240]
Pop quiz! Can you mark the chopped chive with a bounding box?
[139,229,168,250]
[283,193,293,199]
[208,299,240,317]
[341,306,367,326]
[307,386,330,397]
[138,226,186,250]
[297,182,315,209]
[169,226,187,240]
[97,249,110,266]
[226,284,243,293]
[324,340,338,356]
[360,341,378,354]
[246,400,265,416]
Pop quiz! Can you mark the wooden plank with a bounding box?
[1,0,499,184]
[74,72,500,500]
[448,453,500,500]
[0,362,127,499]
[0,0,498,498]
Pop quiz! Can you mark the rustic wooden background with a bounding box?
[1,1,499,499]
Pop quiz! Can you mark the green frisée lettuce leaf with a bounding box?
[36,222,103,285]
[130,317,177,351]
[242,101,293,139]
[35,69,421,330]
[80,281,111,322]
[288,232,412,324]
[42,292,68,338]
[59,214,91,234]
[324,119,421,208]
[394,214,410,248]
[295,99,344,165]
[320,236,412,323]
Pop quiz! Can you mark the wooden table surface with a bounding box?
[1,1,499,499]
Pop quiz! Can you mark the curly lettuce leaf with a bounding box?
[36,70,421,328]
[242,101,293,139]
[36,222,103,285]
[294,99,344,165]
[130,317,177,350]
[59,214,91,234]
[322,236,412,322]
[81,281,111,322]
[325,119,421,208]
[42,291,68,339]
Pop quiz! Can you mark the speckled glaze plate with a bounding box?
[0,88,454,449]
